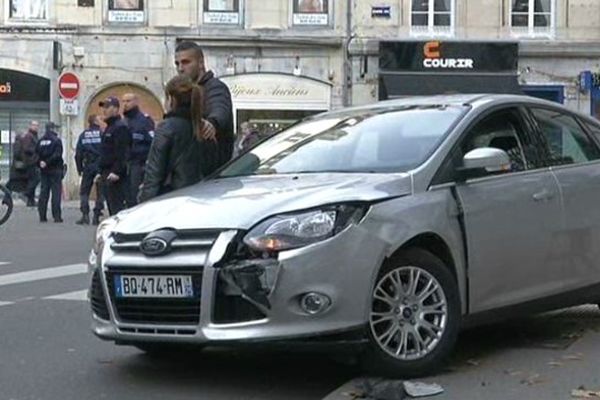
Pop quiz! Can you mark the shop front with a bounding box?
[220,73,332,140]
[378,41,522,99]
[0,69,50,182]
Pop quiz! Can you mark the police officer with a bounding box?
[98,96,131,216]
[35,122,64,223]
[75,114,104,225]
[122,93,154,207]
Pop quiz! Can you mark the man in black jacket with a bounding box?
[75,114,104,225]
[174,41,234,170]
[98,96,131,216]
[122,93,155,207]
[35,122,64,223]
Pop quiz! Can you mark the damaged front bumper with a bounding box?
[91,225,388,346]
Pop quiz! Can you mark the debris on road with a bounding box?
[403,381,444,397]
[351,378,444,399]
[571,388,600,398]
[520,373,545,386]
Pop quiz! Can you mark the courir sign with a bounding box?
[423,41,474,69]
[379,41,519,74]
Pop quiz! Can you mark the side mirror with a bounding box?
[457,147,511,181]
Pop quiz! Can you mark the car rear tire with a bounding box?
[362,248,461,378]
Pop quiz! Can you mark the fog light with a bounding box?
[300,292,331,315]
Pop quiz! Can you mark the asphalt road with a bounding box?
[2,203,600,400]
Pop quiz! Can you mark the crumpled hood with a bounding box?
[114,173,412,233]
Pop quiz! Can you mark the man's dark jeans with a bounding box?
[103,173,127,216]
[38,169,62,221]
[25,166,40,205]
[80,169,104,216]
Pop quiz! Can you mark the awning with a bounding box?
[379,72,523,100]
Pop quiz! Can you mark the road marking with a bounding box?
[44,289,88,301]
[0,264,87,287]
[0,301,14,307]
[0,262,11,266]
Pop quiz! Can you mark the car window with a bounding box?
[581,119,600,144]
[530,108,600,166]
[432,108,533,185]
[219,105,466,176]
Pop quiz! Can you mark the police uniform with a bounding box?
[75,123,104,224]
[99,99,131,216]
[35,122,64,223]
[124,106,155,207]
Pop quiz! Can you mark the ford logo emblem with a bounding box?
[140,237,168,256]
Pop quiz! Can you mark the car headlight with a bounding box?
[93,216,119,255]
[244,204,369,252]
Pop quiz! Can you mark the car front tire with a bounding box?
[362,248,461,378]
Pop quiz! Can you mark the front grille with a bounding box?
[106,267,203,325]
[90,269,110,320]
[110,229,221,255]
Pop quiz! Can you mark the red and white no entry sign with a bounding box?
[58,72,80,100]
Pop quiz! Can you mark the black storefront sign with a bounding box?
[378,41,521,99]
[0,69,50,102]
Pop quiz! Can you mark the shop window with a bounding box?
[292,0,330,26]
[8,0,48,21]
[203,0,241,25]
[510,0,554,36]
[108,0,145,23]
[410,0,454,35]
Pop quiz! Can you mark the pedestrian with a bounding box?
[234,121,260,157]
[35,122,64,223]
[98,96,131,216]
[74,114,105,225]
[7,121,40,206]
[174,41,234,170]
[138,75,217,203]
[122,93,155,207]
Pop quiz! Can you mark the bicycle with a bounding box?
[0,180,13,226]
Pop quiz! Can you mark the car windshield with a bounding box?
[219,104,466,177]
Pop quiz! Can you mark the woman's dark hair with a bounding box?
[165,75,205,141]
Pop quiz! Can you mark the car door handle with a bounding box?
[532,190,555,202]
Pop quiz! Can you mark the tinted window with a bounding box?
[530,108,600,165]
[433,108,532,184]
[219,105,466,177]
[582,120,600,143]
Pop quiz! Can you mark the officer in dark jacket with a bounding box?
[35,122,64,223]
[174,41,234,170]
[122,93,155,207]
[98,96,131,216]
[74,114,104,225]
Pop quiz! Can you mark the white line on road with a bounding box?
[0,262,11,266]
[44,289,88,301]
[0,301,14,307]
[0,264,87,287]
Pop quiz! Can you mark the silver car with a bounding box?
[89,94,600,377]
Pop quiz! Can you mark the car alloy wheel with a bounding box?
[370,266,447,361]
[363,248,460,377]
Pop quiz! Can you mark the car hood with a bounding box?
[114,173,412,233]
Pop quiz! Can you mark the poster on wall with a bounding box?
[203,0,240,24]
[108,0,145,23]
[293,0,329,25]
[9,0,48,20]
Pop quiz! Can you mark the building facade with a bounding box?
[0,0,599,195]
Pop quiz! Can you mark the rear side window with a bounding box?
[530,108,600,165]
[582,120,600,143]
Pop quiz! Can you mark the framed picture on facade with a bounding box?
[8,0,48,21]
[108,0,145,23]
[203,0,241,25]
[292,0,329,26]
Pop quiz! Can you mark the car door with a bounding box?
[448,107,564,313]
[527,107,600,292]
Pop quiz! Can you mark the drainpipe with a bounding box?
[342,0,354,107]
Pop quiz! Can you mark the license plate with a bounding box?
[114,275,194,298]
